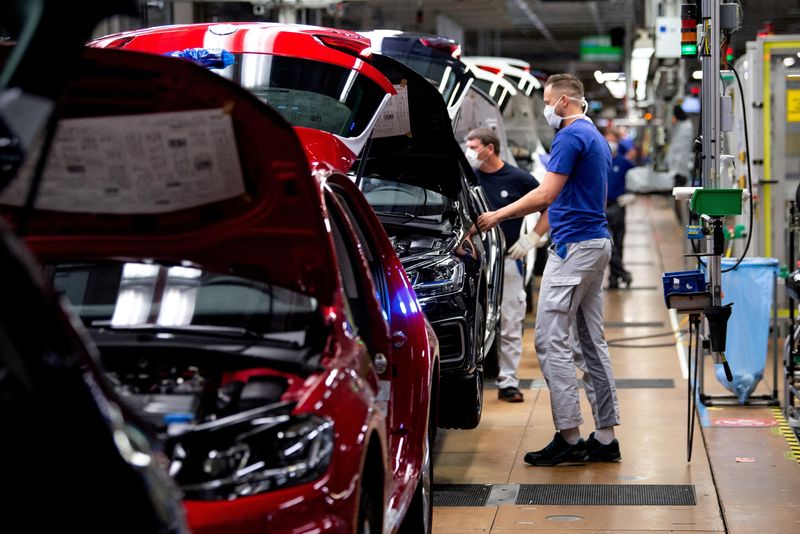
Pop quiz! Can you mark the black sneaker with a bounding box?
[498,386,524,402]
[586,432,622,462]
[524,433,588,466]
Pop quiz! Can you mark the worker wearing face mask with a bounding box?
[465,127,544,403]
[475,74,621,465]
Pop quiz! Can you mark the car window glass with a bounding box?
[329,188,389,317]
[51,262,319,348]
[326,200,371,341]
[216,54,385,138]
[360,176,449,221]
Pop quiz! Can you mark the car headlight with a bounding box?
[410,256,465,298]
[169,413,334,500]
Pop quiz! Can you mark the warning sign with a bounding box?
[712,418,777,427]
[788,89,800,122]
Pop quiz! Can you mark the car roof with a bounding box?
[90,22,396,95]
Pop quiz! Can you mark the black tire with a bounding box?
[398,416,433,534]
[357,472,381,534]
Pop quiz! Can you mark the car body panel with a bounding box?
[0,46,434,533]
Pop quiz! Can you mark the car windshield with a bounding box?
[216,53,385,137]
[359,176,450,222]
[52,262,319,348]
[379,41,471,109]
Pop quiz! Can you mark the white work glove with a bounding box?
[508,231,541,260]
[617,193,636,207]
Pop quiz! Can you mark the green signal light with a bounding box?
[681,43,697,56]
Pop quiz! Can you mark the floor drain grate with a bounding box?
[433,484,492,507]
[515,484,696,506]
[485,379,674,390]
[615,378,675,389]
[605,321,665,328]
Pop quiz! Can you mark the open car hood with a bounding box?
[0,47,338,303]
[361,54,472,198]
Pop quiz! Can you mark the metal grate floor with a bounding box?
[484,378,674,390]
[515,484,697,506]
[433,484,492,507]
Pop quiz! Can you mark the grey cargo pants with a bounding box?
[535,238,621,430]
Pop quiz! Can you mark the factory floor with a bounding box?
[432,195,800,533]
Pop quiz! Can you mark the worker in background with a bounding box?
[604,130,635,289]
[476,74,621,465]
[465,127,544,403]
[666,105,694,188]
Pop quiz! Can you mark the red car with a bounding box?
[90,23,395,173]
[0,42,437,533]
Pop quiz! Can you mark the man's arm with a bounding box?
[533,209,549,236]
[477,171,568,232]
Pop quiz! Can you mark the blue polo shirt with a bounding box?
[476,163,539,245]
[546,119,611,244]
[608,154,634,203]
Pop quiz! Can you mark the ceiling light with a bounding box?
[692,70,703,80]
[784,57,796,67]
[594,70,604,84]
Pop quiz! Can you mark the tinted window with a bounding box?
[219,53,385,137]
[360,176,450,221]
[52,262,318,347]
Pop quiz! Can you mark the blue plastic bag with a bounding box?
[165,48,235,70]
[713,258,778,403]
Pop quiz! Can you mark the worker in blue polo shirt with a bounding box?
[465,127,543,403]
[476,74,621,466]
[604,130,636,289]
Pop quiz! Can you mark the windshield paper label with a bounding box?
[372,82,411,138]
[1,109,245,214]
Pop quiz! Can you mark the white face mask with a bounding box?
[608,141,619,155]
[544,95,588,129]
[465,147,485,170]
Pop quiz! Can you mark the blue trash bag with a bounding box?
[714,258,778,403]
[164,48,235,70]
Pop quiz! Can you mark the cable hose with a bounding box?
[721,63,755,272]
[606,330,686,349]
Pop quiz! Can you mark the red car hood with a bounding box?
[0,47,338,303]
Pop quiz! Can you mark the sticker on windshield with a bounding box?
[0,109,246,214]
[371,81,411,139]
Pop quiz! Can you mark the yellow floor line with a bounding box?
[770,408,800,463]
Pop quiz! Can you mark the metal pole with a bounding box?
[701,0,722,307]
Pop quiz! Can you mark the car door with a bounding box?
[325,173,436,523]
[463,168,504,354]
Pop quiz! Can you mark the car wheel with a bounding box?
[357,473,381,534]
[398,417,433,534]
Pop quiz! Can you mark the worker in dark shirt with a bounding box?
[465,127,543,402]
[604,131,635,289]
